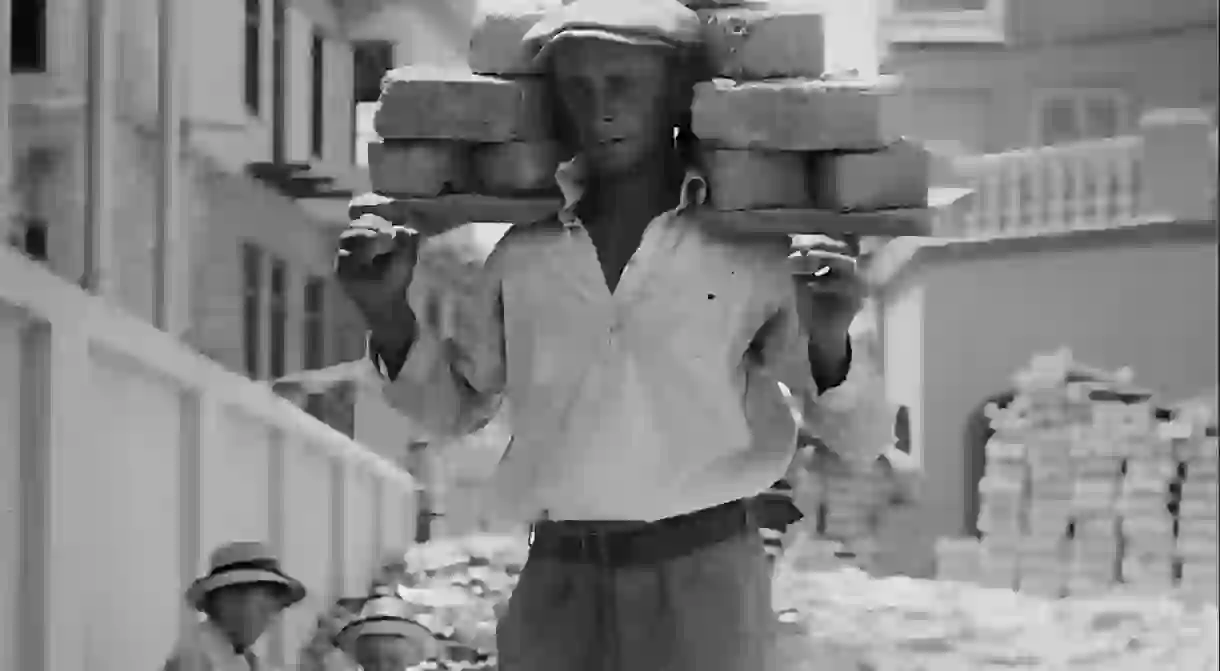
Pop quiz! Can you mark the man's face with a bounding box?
[354,634,426,671]
[209,583,285,649]
[550,39,679,176]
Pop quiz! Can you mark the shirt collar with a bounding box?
[554,155,708,229]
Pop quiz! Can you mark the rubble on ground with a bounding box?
[396,532,1218,670]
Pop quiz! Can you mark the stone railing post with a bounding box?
[1138,108,1216,221]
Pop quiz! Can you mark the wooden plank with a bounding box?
[349,194,562,228]
[704,207,933,237]
[348,188,973,236]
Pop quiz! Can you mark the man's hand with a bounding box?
[336,214,418,318]
[790,234,867,385]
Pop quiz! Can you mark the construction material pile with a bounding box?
[935,350,1218,604]
[359,0,933,236]
[773,563,1219,670]
[790,455,900,572]
[397,534,528,669]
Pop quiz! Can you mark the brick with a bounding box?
[367,141,472,197]
[376,67,548,142]
[701,148,810,210]
[698,6,825,80]
[474,142,562,196]
[808,141,929,212]
[691,77,897,151]
[468,7,547,76]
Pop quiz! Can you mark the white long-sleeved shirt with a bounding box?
[373,158,894,522]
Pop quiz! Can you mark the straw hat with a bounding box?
[186,541,306,612]
[336,595,441,659]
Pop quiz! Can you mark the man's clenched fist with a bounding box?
[335,213,420,333]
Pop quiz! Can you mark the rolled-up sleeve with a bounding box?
[755,261,894,467]
[372,244,507,440]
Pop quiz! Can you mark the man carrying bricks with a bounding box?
[335,0,892,668]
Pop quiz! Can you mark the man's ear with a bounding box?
[667,50,700,117]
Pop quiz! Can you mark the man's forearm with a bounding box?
[368,302,418,380]
[809,335,852,393]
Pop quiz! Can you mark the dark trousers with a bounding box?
[496,500,775,671]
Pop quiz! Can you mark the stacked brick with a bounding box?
[687,0,930,227]
[359,0,933,235]
[934,351,1218,605]
[798,458,896,572]
[1167,399,1219,603]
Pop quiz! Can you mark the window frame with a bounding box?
[881,0,1007,44]
[1031,88,1131,146]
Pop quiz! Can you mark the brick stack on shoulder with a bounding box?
[355,0,932,236]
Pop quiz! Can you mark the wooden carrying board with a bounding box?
[348,188,971,237]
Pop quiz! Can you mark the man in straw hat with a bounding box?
[163,541,306,671]
[335,593,441,671]
[334,0,890,667]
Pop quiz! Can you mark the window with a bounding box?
[1034,90,1128,146]
[882,0,1006,44]
[245,0,262,114]
[269,258,287,379]
[241,243,263,378]
[11,0,47,72]
[271,0,287,163]
[303,277,326,418]
[893,406,911,454]
[22,218,48,261]
[897,0,987,10]
[353,41,394,104]
[310,31,324,158]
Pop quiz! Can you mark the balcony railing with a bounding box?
[0,245,417,671]
[939,108,1217,238]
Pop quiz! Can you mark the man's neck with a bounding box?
[580,148,685,231]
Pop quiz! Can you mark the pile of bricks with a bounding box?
[687,0,929,217]
[797,458,895,572]
[361,0,931,234]
[935,351,1218,604]
[1171,400,1219,603]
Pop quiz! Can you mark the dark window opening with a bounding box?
[303,277,326,418]
[352,40,394,104]
[310,31,324,158]
[11,0,47,72]
[271,0,287,163]
[269,258,287,379]
[242,243,263,378]
[244,0,262,114]
[22,218,48,261]
[893,405,911,454]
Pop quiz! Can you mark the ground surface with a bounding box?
[773,566,1218,670]
[399,535,1219,670]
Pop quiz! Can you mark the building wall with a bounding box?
[10,0,368,378]
[884,234,1218,574]
[880,1,1218,152]
[185,151,367,376]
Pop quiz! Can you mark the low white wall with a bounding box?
[0,246,417,671]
